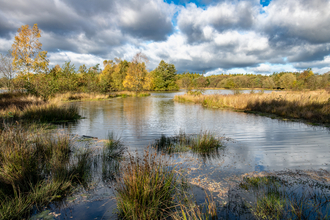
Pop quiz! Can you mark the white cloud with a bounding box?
[253,64,271,73]
[48,51,104,68]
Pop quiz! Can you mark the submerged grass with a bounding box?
[115,149,178,219]
[174,90,330,124]
[172,190,218,220]
[239,174,330,220]
[0,123,93,219]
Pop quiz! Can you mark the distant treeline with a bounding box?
[177,69,330,91]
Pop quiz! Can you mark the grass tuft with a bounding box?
[153,131,225,161]
[115,150,177,219]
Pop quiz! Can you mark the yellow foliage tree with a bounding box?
[123,52,151,93]
[11,24,49,75]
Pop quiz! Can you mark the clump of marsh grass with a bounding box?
[191,131,223,154]
[153,131,225,162]
[0,123,93,219]
[115,150,178,219]
[172,191,219,220]
[20,103,81,123]
[103,132,126,159]
[101,132,126,182]
[153,131,192,154]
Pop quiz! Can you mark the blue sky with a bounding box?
[0,0,329,75]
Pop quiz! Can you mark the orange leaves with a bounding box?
[11,24,48,74]
[123,52,151,93]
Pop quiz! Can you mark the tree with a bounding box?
[0,52,15,91]
[152,60,178,91]
[262,77,276,89]
[11,24,49,75]
[181,77,192,91]
[123,52,151,93]
[279,73,296,89]
[112,60,129,91]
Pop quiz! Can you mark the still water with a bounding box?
[48,90,330,219]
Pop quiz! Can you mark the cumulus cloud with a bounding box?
[177,1,258,42]
[48,51,105,68]
[253,64,271,73]
[261,0,330,44]
[0,0,330,74]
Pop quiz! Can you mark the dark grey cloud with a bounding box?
[0,0,174,55]
[118,0,174,41]
[1,0,330,74]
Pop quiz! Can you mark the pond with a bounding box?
[42,90,330,219]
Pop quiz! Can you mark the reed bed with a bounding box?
[0,92,44,110]
[57,91,150,102]
[174,90,330,124]
[0,124,93,219]
[0,92,81,123]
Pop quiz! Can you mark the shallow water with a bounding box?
[46,90,330,219]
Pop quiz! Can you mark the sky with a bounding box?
[0,0,330,75]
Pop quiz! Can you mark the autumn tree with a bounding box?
[112,59,129,91]
[123,52,151,93]
[98,60,115,93]
[279,73,296,89]
[11,24,49,75]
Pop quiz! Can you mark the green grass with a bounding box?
[153,131,225,161]
[0,123,93,219]
[115,150,178,219]
[153,131,192,154]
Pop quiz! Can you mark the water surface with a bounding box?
[52,90,330,219]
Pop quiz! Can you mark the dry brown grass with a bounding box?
[174,90,330,123]
[55,92,110,102]
[56,91,150,102]
[0,93,44,110]
[0,93,80,123]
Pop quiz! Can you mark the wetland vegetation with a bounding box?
[175,90,330,124]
